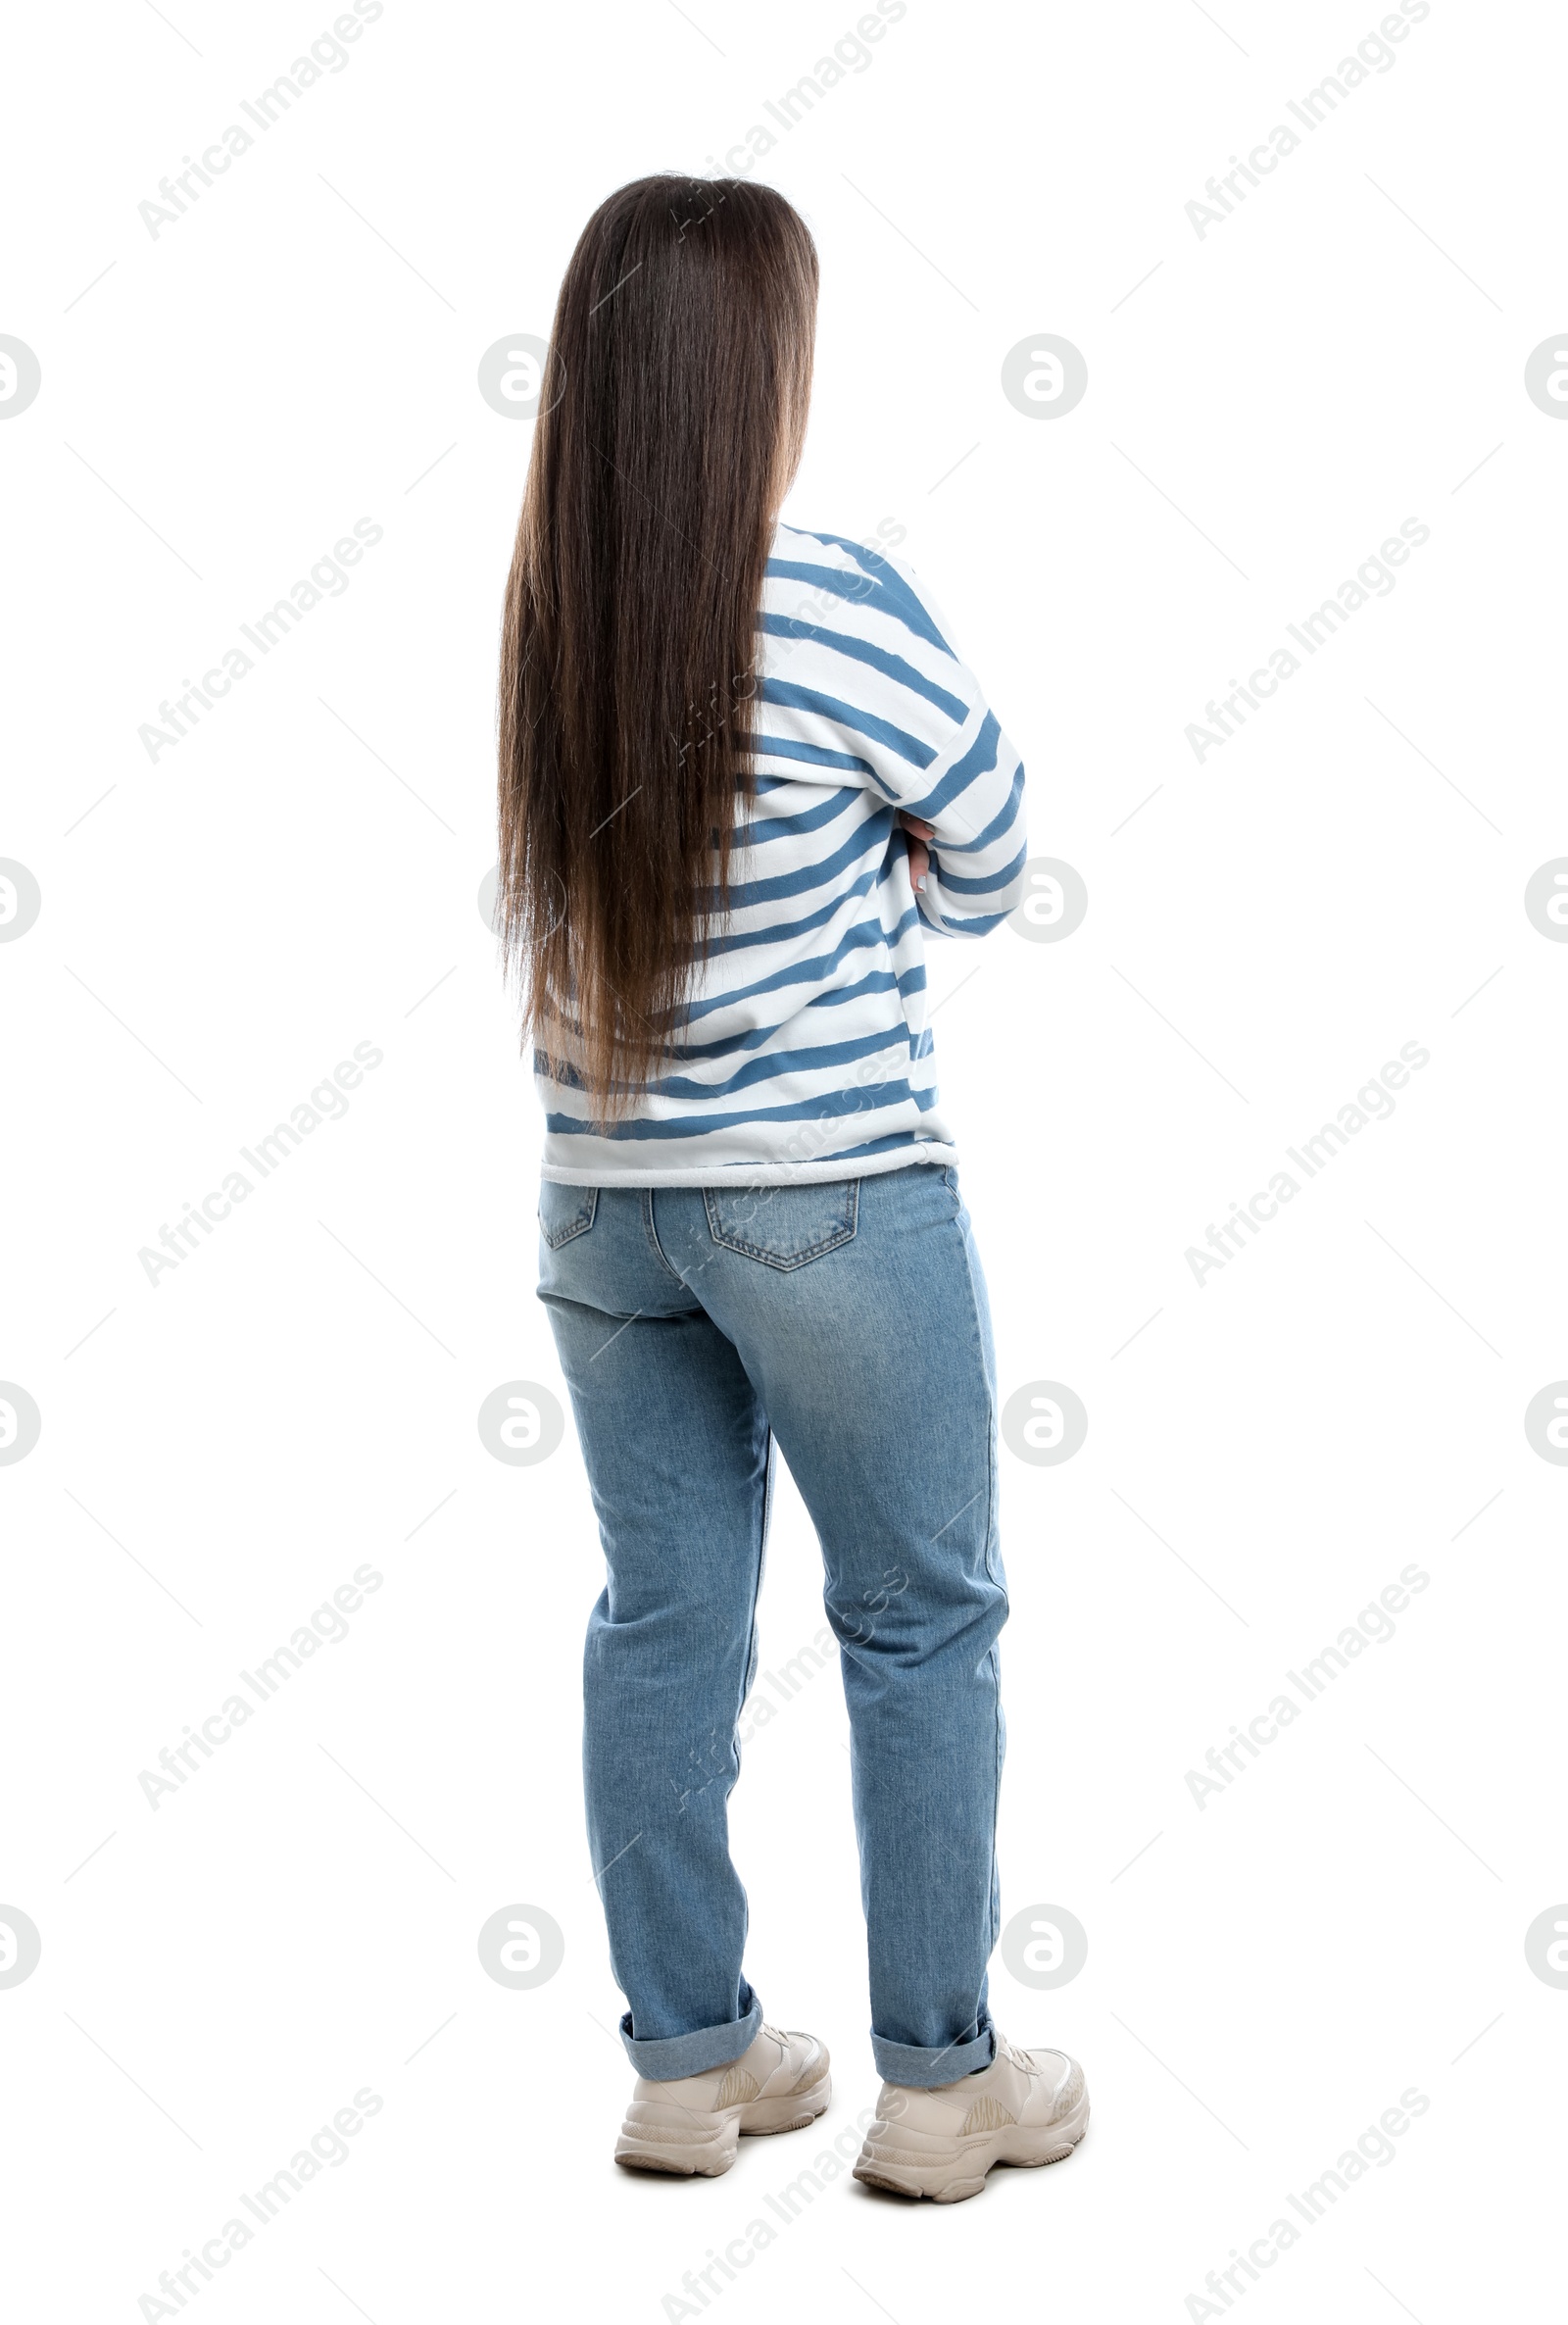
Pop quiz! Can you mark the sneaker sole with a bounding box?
[852,2085,1089,2203]
[615,2071,831,2177]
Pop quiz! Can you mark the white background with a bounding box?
[4,1,1565,2318]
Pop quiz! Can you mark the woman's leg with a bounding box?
[537,1184,776,2077]
[647,1163,1007,2089]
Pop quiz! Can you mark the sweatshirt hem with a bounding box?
[539,1143,956,1189]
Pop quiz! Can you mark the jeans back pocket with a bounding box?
[538,1183,599,1250]
[703,1179,859,1270]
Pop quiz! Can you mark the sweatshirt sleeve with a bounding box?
[755,528,1030,938]
[842,545,1029,939]
[900,636,1029,938]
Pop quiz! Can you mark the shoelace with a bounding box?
[995,2032,1041,2075]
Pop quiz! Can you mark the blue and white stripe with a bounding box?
[538,520,1028,1185]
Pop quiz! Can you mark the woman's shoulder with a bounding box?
[765,520,963,662]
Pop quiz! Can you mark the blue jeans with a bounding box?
[536,1162,1008,2088]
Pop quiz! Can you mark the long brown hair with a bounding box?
[497,173,819,1118]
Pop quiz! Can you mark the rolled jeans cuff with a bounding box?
[871,2012,996,2089]
[619,1983,763,2080]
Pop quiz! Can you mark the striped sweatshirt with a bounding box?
[537,520,1028,1185]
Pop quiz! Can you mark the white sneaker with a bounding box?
[614,2022,831,2177]
[853,2032,1088,2202]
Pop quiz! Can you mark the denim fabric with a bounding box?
[536,1161,1008,2088]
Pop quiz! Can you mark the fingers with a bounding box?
[894,811,934,891]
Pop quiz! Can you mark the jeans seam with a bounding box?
[954,1189,1005,2041]
[740,1430,775,1722]
[640,1187,686,1284]
[731,1427,774,1981]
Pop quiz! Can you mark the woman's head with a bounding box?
[498,174,819,1117]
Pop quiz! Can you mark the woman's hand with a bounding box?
[898,811,936,892]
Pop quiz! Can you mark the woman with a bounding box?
[497,173,1088,2204]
